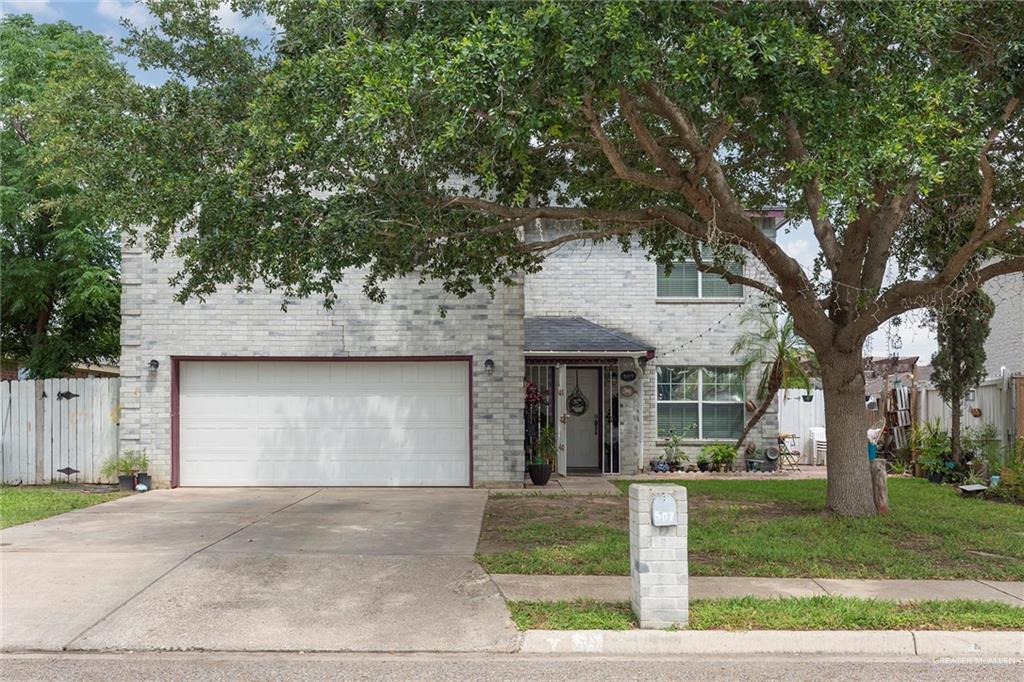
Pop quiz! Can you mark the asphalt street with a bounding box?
[2,652,1022,681]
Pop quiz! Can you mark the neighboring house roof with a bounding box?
[524,317,655,355]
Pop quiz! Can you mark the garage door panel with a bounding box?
[178,360,470,487]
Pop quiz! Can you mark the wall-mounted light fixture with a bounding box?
[148,359,160,375]
[484,358,495,375]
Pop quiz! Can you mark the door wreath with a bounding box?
[567,369,589,416]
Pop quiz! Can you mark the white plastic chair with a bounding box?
[808,427,827,466]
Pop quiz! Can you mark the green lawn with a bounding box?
[477,478,1024,579]
[508,597,1024,631]
[0,485,129,529]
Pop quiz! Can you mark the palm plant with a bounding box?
[732,305,813,448]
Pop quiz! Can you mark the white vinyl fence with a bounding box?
[778,376,1019,462]
[776,388,825,464]
[916,377,1014,449]
[0,378,120,485]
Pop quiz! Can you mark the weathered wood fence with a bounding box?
[0,378,120,485]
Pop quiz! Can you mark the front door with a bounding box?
[565,367,601,472]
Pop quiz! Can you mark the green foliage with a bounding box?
[100,449,150,478]
[986,437,1024,504]
[100,456,133,478]
[909,419,951,474]
[0,16,125,377]
[532,426,557,467]
[662,430,688,467]
[929,291,994,457]
[962,423,1003,472]
[43,2,1024,317]
[124,449,151,474]
[701,443,737,472]
[733,307,812,401]
[732,304,812,446]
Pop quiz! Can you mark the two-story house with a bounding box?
[119,216,781,487]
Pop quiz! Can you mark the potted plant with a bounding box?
[663,431,689,472]
[100,455,136,491]
[528,426,556,486]
[127,450,152,490]
[696,452,710,472]
[702,443,737,472]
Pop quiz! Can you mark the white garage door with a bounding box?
[178,360,470,486]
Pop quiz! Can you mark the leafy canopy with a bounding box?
[1,16,127,377]
[47,1,1024,348]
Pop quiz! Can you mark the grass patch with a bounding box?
[508,597,1024,631]
[0,485,129,528]
[477,478,1024,579]
[508,599,637,630]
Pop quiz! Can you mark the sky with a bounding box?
[4,1,940,361]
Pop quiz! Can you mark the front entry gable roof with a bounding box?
[524,317,655,355]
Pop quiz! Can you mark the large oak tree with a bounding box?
[54,1,1024,515]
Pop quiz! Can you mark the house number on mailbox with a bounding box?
[651,493,677,527]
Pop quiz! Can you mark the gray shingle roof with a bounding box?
[524,317,655,354]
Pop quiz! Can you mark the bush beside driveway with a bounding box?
[477,478,1024,580]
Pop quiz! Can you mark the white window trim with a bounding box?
[656,262,744,300]
[657,365,744,441]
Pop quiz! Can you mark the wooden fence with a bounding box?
[0,378,120,485]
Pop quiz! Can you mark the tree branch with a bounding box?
[688,241,783,300]
[859,180,919,292]
[840,255,1024,344]
[581,93,683,192]
[782,117,840,271]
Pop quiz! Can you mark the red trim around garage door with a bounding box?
[170,355,475,488]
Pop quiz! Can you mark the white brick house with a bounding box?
[983,273,1024,377]
[120,218,781,487]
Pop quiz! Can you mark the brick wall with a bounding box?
[983,273,1024,377]
[119,236,525,486]
[523,232,779,471]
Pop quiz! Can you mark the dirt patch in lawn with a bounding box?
[477,495,628,554]
[687,494,808,520]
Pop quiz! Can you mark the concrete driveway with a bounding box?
[1,488,518,653]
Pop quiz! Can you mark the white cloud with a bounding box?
[213,1,276,40]
[2,0,59,20]
[95,0,155,29]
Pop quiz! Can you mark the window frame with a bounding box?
[656,260,744,300]
[656,365,745,441]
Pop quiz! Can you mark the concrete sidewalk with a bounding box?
[491,574,1024,607]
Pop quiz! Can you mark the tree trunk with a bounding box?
[736,376,781,450]
[950,395,962,464]
[819,345,877,517]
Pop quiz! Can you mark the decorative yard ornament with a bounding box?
[567,370,589,416]
[56,466,79,482]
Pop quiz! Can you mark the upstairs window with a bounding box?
[656,254,743,299]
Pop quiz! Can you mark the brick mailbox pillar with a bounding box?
[628,484,688,629]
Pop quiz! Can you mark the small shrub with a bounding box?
[701,443,737,472]
[99,455,133,478]
[100,450,150,478]
[663,431,689,469]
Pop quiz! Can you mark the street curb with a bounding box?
[520,630,1024,657]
